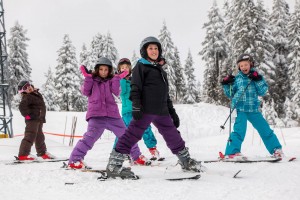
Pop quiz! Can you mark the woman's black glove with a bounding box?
[169,107,180,128]
[132,100,143,120]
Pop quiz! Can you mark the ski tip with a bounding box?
[288,157,296,162]
[219,152,225,159]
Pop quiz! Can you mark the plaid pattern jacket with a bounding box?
[223,70,268,112]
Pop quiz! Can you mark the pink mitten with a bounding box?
[118,70,129,79]
[80,65,92,77]
[25,115,31,120]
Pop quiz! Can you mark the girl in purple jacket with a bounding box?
[68,57,143,169]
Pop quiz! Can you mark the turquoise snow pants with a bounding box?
[113,112,157,149]
[225,111,282,155]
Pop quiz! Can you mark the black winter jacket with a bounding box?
[19,89,46,123]
[130,58,175,115]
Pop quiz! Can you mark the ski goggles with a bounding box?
[118,58,131,65]
[19,82,31,93]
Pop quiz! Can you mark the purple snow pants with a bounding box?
[116,114,185,155]
[69,117,141,163]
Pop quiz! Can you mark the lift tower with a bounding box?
[0,0,13,138]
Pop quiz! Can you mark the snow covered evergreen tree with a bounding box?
[89,33,105,68]
[102,32,118,70]
[158,21,176,100]
[196,81,202,103]
[254,0,276,101]
[79,43,92,70]
[7,21,31,100]
[42,67,59,111]
[183,50,198,104]
[131,51,139,68]
[53,34,82,111]
[199,1,229,105]
[173,47,187,103]
[283,98,299,127]
[287,0,300,122]
[270,0,291,119]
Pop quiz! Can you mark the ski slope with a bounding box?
[0,103,299,200]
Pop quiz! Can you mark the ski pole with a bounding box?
[220,80,252,130]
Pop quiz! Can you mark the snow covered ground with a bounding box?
[0,103,299,200]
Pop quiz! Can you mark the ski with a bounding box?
[6,157,68,165]
[203,157,282,163]
[165,174,201,181]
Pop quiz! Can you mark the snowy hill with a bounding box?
[0,103,299,200]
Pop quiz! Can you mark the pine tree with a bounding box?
[199,1,229,105]
[184,51,198,104]
[270,0,291,118]
[89,33,105,68]
[196,81,202,103]
[79,43,92,70]
[287,0,300,122]
[254,0,276,100]
[131,51,139,68]
[54,34,82,111]
[102,32,118,70]
[42,67,59,111]
[158,21,177,100]
[7,21,31,100]
[173,47,187,103]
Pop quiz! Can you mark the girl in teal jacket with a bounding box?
[113,58,164,163]
[221,54,283,160]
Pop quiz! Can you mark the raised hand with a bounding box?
[80,65,92,77]
[115,70,129,79]
[221,75,235,85]
[248,71,262,81]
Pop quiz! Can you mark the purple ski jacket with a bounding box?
[81,76,121,121]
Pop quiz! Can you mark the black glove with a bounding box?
[248,71,262,81]
[221,75,235,85]
[169,107,180,128]
[132,100,143,120]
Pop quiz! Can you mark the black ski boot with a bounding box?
[176,147,203,172]
[106,149,139,180]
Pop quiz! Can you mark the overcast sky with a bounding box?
[4,0,296,88]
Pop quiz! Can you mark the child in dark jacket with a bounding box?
[68,57,144,169]
[113,58,164,162]
[106,37,202,179]
[17,80,55,160]
[221,54,283,160]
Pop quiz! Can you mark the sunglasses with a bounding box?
[19,82,31,93]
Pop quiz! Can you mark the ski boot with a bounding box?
[106,149,139,180]
[272,148,284,159]
[223,152,247,161]
[149,147,165,161]
[18,154,36,161]
[68,160,90,169]
[176,147,203,172]
[39,152,56,160]
[133,155,151,166]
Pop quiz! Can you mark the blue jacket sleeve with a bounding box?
[253,77,268,96]
[223,84,234,98]
[120,79,127,96]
